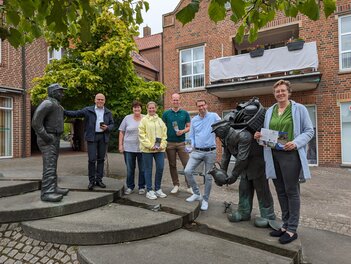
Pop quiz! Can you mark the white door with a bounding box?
[341,102,351,164]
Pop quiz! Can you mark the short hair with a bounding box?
[146,101,157,108]
[196,99,206,106]
[132,100,142,108]
[273,80,292,93]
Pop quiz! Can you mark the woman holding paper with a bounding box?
[254,79,314,244]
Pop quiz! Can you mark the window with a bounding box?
[341,102,351,164]
[339,15,351,70]
[0,96,13,158]
[48,47,64,63]
[306,105,318,165]
[180,46,205,90]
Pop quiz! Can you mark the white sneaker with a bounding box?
[138,188,146,195]
[201,200,208,211]
[124,188,133,195]
[146,190,157,200]
[155,189,167,198]
[170,185,179,194]
[186,187,194,194]
[186,194,202,202]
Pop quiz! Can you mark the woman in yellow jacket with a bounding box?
[139,101,168,200]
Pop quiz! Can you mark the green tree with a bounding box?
[30,7,165,118]
[0,0,149,48]
[176,0,336,43]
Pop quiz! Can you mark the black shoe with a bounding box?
[279,232,298,244]
[95,181,106,188]
[270,228,286,237]
[88,182,95,191]
[56,187,69,196]
[41,193,63,202]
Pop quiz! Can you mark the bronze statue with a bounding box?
[32,83,69,202]
[210,98,276,228]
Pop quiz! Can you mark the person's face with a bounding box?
[133,105,142,115]
[274,84,290,103]
[95,94,105,108]
[147,103,157,116]
[171,94,180,108]
[196,101,208,115]
[52,89,64,102]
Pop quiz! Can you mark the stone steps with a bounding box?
[20,191,200,245]
[77,229,293,264]
[0,180,39,198]
[0,190,114,224]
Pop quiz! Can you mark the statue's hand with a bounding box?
[44,134,55,144]
[226,171,238,185]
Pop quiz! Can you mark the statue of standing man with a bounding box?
[32,83,69,202]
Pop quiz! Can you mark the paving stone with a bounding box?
[13,252,25,260]
[8,249,18,258]
[23,253,34,262]
[31,246,41,255]
[14,261,22,264]
[3,247,11,254]
[4,231,12,237]
[4,259,15,264]
[0,224,9,231]
[37,249,48,258]
[59,245,67,251]
[22,245,32,253]
[0,245,3,251]
[54,251,65,260]
[44,243,53,251]
[25,238,33,245]
[12,233,22,240]
[40,256,50,264]
[47,248,57,258]
[14,243,24,250]
[32,240,40,246]
[0,238,10,246]
[29,257,40,264]
[66,246,76,255]
[0,255,8,263]
[61,255,70,263]
[7,241,16,248]
[20,237,27,243]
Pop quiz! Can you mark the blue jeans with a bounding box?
[124,151,145,190]
[142,152,165,192]
[184,150,216,202]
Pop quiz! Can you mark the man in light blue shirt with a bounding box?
[184,99,221,211]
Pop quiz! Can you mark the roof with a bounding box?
[134,33,162,51]
[131,51,158,72]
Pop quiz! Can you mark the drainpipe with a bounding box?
[21,45,26,158]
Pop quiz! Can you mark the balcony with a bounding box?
[206,42,321,98]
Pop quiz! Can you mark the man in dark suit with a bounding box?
[65,93,114,190]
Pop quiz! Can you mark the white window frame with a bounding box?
[0,96,13,158]
[338,14,351,71]
[305,105,318,166]
[179,45,205,91]
[340,101,351,165]
[47,47,63,63]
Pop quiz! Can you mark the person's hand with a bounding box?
[119,145,124,153]
[100,124,108,131]
[284,141,297,151]
[176,130,184,136]
[254,131,261,140]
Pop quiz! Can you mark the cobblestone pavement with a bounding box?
[1,151,351,263]
[0,223,78,264]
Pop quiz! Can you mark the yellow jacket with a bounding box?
[138,114,167,153]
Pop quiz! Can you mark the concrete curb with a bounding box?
[0,181,39,198]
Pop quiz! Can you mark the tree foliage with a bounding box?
[176,0,337,43]
[30,6,165,119]
[0,0,149,48]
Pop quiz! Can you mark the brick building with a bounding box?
[0,38,48,159]
[162,0,351,166]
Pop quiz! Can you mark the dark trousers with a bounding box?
[87,133,107,184]
[238,175,275,220]
[37,135,60,196]
[272,150,301,233]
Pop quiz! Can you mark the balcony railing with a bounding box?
[209,42,319,83]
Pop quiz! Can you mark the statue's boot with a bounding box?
[227,210,251,222]
[56,187,69,196]
[41,193,63,202]
[255,204,276,228]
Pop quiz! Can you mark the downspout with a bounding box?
[21,45,26,158]
[161,32,164,107]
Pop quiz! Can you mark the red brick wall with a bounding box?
[139,45,162,82]
[0,38,47,158]
[163,0,351,166]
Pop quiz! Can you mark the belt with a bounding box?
[195,147,216,152]
[95,132,104,134]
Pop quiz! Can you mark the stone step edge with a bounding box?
[116,197,201,223]
[189,222,301,264]
[0,181,40,198]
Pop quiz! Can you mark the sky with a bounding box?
[138,0,180,36]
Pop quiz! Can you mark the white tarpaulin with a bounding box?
[209,42,319,82]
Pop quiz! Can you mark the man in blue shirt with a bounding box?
[184,99,221,211]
